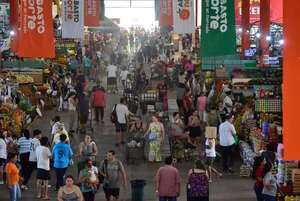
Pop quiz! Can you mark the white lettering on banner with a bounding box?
[26,0,45,34]
[208,0,228,33]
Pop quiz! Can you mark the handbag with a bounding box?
[149,132,157,141]
[110,104,118,123]
[98,159,107,185]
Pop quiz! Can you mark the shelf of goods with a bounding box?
[293,169,300,193]
[255,99,282,113]
[249,127,267,154]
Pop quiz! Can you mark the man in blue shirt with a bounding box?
[52,134,73,190]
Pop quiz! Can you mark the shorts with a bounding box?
[176,99,183,108]
[0,158,6,166]
[103,187,120,200]
[206,157,215,166]
[116,123,127,132]
[189,127,202,138]
[37,168,50,180]
[107,77,117,86]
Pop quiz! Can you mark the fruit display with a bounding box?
[6,72,34,84]
[0,105,24,135]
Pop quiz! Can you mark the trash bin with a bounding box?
[131,179,146,201]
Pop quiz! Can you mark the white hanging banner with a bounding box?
[173,0,195,34]
[61,0,84,39]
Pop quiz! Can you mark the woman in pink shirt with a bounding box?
[185,60,194,76]
[197,93,207,122]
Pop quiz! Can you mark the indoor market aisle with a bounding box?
[0,75,255,201]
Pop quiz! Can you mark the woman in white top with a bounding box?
[205,137,222,182]
[68,93,77,133]
[0,131,7,184]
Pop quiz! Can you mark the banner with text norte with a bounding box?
[173,0,195,34]
[62,0,84,39]
[201,0,237,57]
[18,0,55,58]
[159,0,173,27]
[84,0,100,27]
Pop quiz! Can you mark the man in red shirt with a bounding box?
[155,156,181,201]
[90,86,107,123]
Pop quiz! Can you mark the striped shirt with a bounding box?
[17,137,32,154]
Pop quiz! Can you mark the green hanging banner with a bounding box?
[201,0,237,57]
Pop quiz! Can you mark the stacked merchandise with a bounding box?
[284,196,300,201]
[140,90,159,102]
[239,141,255,177]
[286,162,299,183]
[255,99,282,113]
[249,127,266,154]
[292,169,300,193]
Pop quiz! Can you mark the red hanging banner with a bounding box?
[84,0,100,27]
[9,0,19,53]
[235,0,282,25]
[259,0,270,67]
[283,0,300,160]
[17,0,55,58]
[241,0,250,57]
[159,0,173,27]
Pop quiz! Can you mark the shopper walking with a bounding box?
[23,129,42,188]
[91,86,106,124]
[52,134,73,191]
[252,156,265,201]
[0,131,7,185]
[100,150,128,201]
[78,158,99,201]
[57,175,83,201]
[35,136,51,199]
[78,135,98,173]
[78,91,90,134]
[17,129,31,190]
[68,92,77,134]
[5,153,21,201]
[205,137,222,182]
[197,92,207,122]
[144,115,165,162]
[114,98,131,147]
[155,156,181,201]
[262,162,277,201]
[106,63,118,93]
[183,90,194,125]
[187,160,209,201]
[219,115,236,173]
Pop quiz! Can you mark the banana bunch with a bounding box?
[15,74,34,83]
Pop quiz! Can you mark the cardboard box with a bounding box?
[205,127,217,138]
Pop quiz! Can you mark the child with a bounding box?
[88,167,98,191]
[205,137,222,182]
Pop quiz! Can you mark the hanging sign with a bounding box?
[84,0,100,27]
[172,0,195,34]
[201,0,237,57]
[159,0,173,27]
[235,0,283,25]
[17,0,55,58]
[62,0,84,39]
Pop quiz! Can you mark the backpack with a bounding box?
[187,170,209,198]
[110,104,117,123]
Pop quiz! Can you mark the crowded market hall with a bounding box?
[0,0,298,201]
